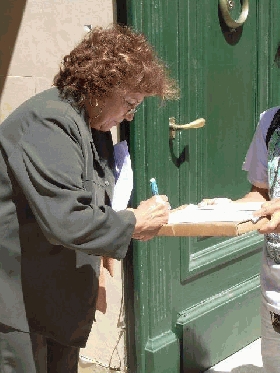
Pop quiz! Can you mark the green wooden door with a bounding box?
[122,1,280,372]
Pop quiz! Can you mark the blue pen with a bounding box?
[150,177,159,195]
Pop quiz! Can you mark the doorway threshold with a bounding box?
[205,339,263,373]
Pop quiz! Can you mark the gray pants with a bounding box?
[0,328,79,373]
[261,297,280,373]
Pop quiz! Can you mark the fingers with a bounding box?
[132,228,161,241]
[143,195,169,207]
[141,195,169,203]
[133,196,170,236]
[198,198,232,207]
[258,211,280,234]
[144,204,169,224]
[170,204,188,212]
[154,195,168,203]
[253,198,280,234]
[253,199,280,217]
[199,199,212,207]
[198,198,216,207]
[139,195,171,214]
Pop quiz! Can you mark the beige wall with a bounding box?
[0,0,118,142]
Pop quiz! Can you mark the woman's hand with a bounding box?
[129,195,170,241]
[253,198,280,233]
[198,198,232,207]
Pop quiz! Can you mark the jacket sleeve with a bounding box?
[6,111,136,259]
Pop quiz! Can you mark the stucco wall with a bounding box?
[0,0,118,142]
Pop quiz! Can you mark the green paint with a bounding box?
[124,1,280,372]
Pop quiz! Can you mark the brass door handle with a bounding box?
[169,117,205,139]
[219,0,249,29]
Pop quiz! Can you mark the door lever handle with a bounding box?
[169,117,205,139]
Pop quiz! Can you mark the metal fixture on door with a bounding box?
[227,0,234,10]
[219,0,249,29]
[169,117,205,139]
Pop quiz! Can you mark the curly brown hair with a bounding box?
[53,24,179,108]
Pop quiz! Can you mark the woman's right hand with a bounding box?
[129,195,170,241]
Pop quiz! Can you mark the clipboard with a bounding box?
[157,202,269,236]
[157,217,269,237]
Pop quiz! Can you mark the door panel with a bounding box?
[124,1,280,372]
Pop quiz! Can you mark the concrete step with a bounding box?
[79,338,263,373]
[206,339,263,373]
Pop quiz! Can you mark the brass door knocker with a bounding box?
[219,0,249,29]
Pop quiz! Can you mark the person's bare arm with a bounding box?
[200,185,269,206]
[217,185,280,234]
[200,185,276,234]
[235,185,269,203]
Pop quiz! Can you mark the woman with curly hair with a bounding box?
[0,25,178,372]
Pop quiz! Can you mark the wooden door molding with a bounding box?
[124,1,280,372]
[180,233,263,283]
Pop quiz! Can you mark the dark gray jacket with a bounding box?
[0,88,135,347]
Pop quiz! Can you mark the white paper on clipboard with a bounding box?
[168,202,264,224]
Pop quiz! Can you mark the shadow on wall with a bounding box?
[0,0,27,101]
